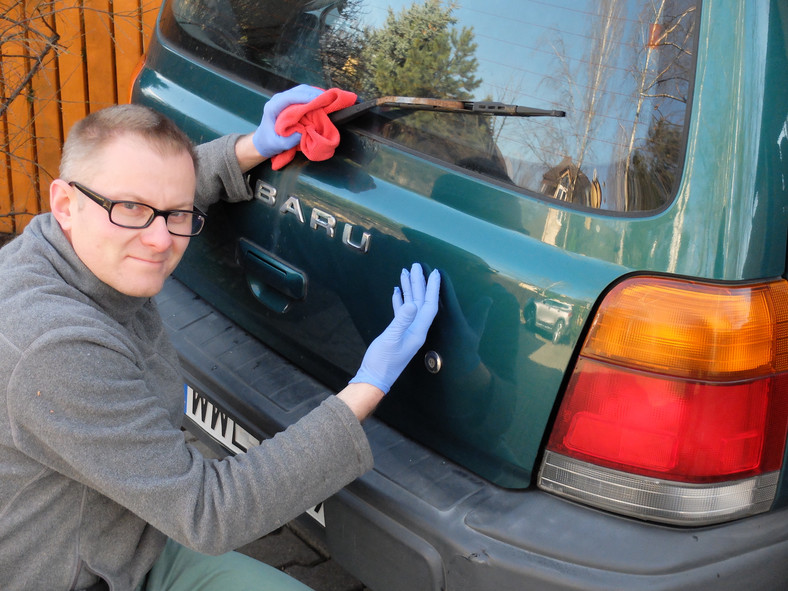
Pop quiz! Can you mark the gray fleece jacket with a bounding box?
[0,135,373,591]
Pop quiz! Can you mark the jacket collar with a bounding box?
[32,213,151,324]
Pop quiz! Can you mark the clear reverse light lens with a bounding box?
[539,451,779,526]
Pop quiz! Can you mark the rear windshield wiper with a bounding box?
[329,96,566,125]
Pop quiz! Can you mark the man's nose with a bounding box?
[140,215,174,249]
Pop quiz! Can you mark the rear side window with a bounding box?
[169,0,699,213]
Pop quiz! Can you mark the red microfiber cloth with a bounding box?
[271,87,358,170]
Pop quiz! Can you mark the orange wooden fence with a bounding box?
[1,0,160,235]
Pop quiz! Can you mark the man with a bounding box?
[0,87,440,591]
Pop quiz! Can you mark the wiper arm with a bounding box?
[329,96,566,125]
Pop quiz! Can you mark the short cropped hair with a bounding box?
[59,104,197,181]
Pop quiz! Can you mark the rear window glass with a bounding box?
[169,0,699,213]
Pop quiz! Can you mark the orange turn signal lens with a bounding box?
[582,277,788,381]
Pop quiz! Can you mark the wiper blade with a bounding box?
[328,96,566,124]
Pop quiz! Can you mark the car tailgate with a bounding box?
[161,106,629,487]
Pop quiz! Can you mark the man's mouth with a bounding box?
[129,255,169,266]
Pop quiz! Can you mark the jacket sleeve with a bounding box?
[193,134,255,212]
[6,325,374,555]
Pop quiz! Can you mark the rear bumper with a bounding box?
[156,277,788,591]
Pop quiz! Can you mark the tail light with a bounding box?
[538,276,788,525]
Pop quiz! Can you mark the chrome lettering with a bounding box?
[342,224,371,253]
[280,195,305,224]
[254,179,277,205]
[252,180,370,253]
[310,208,337,238]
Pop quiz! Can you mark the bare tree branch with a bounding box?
[0,33,58,118]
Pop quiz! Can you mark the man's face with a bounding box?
[59,135,197,298]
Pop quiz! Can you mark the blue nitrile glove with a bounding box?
[350,264,441,393]
[252,84,323,158]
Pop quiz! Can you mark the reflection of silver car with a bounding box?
[524,298,573,343]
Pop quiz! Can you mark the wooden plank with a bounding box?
[83,0,118,109]
[29,3,63,208]
[141,0,159,50]
[4,0,39,229]
[54,0,90,139]
[0,64,14,234]
[1,3,17,233]
[0,13,14,234]
[113,0,145,103]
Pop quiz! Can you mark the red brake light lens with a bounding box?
[549,359,788,482]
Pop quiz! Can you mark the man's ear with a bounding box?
[49,179,76,233]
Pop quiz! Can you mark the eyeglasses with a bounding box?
[69,182,206,237]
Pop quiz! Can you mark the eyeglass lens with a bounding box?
[110,202,203,236]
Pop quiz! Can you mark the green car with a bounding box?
[133,0,788,588]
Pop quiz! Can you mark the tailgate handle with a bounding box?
[238,239,306,313]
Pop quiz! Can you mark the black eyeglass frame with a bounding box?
[69,181,206,237]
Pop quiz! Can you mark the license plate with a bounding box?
[184,385,325,526]
[184,385,260,453]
